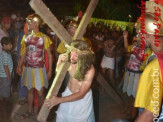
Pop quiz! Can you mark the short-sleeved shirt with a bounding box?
[134,58,163,115]
[0,50,13,77]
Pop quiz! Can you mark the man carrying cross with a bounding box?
[45,40,95,122]
[28,0,98,121]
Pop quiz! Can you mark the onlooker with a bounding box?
[122,25,152,121]
[122,28,152,98]
[0,37,13,103]
[101,36,116,85]
[0,17,11,53]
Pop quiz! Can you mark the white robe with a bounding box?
[56,87,95,122]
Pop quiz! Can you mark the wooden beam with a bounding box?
[37,62,70,121]
[46,62,70,98]
[73,0,99,40]
[30,0,72,45]
[29,1,72,121]
[29,0,98,121]
[96,72,126,106]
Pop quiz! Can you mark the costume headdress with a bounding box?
[24,14,34,34]
[134,13,163,36]
[26,14,43,26]
[145,12,163,36]
[68,20,78,28]
[134,17,141,29]
[65,43,94,55]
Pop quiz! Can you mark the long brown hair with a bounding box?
[69,40,95,81]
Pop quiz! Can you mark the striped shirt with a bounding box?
[0,50,13,77]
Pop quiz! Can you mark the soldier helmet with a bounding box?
[68,20,78,28]
[145,12,163,36]
[26,14,43,25]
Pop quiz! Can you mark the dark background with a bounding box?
[0,0,148,22]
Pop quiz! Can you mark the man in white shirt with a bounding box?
[0,17,11,52]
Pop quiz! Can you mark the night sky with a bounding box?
[0,0,148,22]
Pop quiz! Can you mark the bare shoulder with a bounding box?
[86,64,95,74]
[85,65,95,82]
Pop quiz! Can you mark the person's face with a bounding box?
[46,27,52,35]
[3,22,11,30]
[4,43,13,51]
[112,31,119,38]
[144,34,155,47]
[70,51,78,64]
[144,34,162,52]
[108,39,114,46]
[68,26,77,36]
[105,39,114,47]
[134,33,142,45]
[27,20,38,30]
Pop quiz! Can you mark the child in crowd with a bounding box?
[0,37,13,104]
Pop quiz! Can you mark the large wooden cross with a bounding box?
[30,0,127,121]
[30,0,98,121]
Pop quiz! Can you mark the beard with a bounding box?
[71,59,77,64]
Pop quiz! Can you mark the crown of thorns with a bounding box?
[65,44,94,54]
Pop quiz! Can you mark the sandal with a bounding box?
[19,111,34,120]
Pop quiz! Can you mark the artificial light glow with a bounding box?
[149,22,157,31]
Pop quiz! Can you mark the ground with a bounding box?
[0,80,134,122]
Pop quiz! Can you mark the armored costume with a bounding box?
[20,32,51,90]
[122,45,152,97]
[122,15,153,97]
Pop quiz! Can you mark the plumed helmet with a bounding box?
[32,14,43,25]
[24,14,34,34]
[134,17,141,29]
[134,13,163,36]
[26,14,43,25]
[26,14,33,22]
[145,12,163,36]
[68,20,78,28]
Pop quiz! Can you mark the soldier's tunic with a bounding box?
[20,32,52,90]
